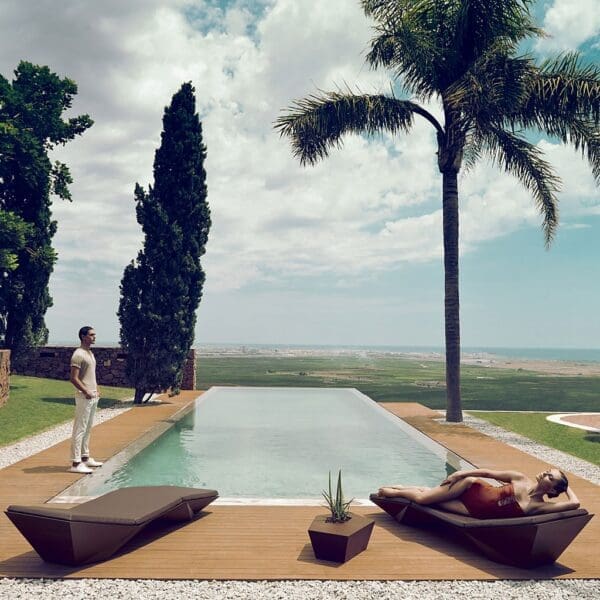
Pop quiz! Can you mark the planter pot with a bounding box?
[308,512,374,563]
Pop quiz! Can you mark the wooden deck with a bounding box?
[0,394,598,580]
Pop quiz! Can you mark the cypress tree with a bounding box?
[0,62,93,364]
[118,83,210,403]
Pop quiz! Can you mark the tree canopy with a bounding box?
[0,61,93,364]
[118,82,211,403]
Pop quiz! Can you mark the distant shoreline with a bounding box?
[195,344,600,377]
[46,341,600,376]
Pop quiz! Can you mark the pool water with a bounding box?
[60,387,473,501]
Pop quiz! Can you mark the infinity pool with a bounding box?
[59,387,473,502]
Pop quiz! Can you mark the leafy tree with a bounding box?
[275,0,600,421]
[0,210,32,273]
[0,62,93,364]
[118,83,210,404]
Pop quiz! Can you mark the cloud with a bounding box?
[457,139,600,251]
[1,0,598,342]
[562,222,592,229]
[536,0,600,51]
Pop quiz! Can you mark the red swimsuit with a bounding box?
[459,480,524,519]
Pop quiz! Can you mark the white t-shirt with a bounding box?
[71,347,97,393]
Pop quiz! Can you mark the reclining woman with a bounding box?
[378,467,580,519]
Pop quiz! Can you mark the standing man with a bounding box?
[69,326,103,473]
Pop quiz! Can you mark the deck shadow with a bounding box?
[40,396,124,410]
[22,466,76,474]
[296,543,346,569]
[0,510,215,578]
[370,511,576,579]
[0,550,81,578]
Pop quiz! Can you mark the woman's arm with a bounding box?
[532,487,581,514]
[442,468,525,487]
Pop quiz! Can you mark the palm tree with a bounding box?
[275,0,600,422]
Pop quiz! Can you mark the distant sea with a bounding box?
[47,340,600,363]
[195,343,600,364]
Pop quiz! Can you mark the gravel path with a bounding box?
[0,402,133,470]
[1,407,598,598]
[463,412,600,485]
[1,578,599,599]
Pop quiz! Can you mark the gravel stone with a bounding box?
[0,578,599,599]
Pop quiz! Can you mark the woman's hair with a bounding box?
[547,470,569,498]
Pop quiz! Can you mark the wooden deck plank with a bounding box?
[0,392,597,580]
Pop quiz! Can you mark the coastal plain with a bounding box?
[196,349,600,412]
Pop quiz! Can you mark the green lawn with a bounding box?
[0,376,132,447]
[196,355,600,465]
[3,357,599,466]
[469,411,600,466]
[197,355,600,411]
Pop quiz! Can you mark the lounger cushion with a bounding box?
[369,495,589,528]
[7,486,218,526]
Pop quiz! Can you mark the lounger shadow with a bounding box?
[370,494,593,568]
[6,486,219,566]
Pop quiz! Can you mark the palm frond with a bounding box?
[446,52,536,120]
[274,91,440,166]
[519,53,600,123]
[461,130,484,173]
[480,126,561,245]
[362,0,424,21]
[366,22,440,99]
[567,119,600,183]
[454,0,544,60]
[364,0,542,94]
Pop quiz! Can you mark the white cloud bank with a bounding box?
[537,0,600,51]
[0,0,598,341]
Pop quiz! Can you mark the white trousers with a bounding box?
[70,392,99,463]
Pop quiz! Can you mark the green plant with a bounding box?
[322,470,353,523]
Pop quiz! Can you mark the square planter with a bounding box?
[308,512,374,563]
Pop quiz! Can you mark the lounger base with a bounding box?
[6,486,219,566]
[370,494,593,568]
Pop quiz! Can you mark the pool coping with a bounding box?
[0,389,598,580]
[51,386,475,504]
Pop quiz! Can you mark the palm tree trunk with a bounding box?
[442,170,462,422]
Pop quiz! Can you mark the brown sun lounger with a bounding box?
[370,493,593,568]
[6,486,219,566]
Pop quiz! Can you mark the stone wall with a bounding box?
[14,346,197,390]
[0,350,9,408]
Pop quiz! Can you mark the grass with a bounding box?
[3,356,599,465]
[196,355,600,411]
[196,355,600,464]
[0,375,132,447]
[469,411,600,466]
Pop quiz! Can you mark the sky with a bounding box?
[0,0,599,349]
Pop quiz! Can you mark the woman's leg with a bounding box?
[435,499,470,515]
[379,486,428,497]
[379,477,477,505]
